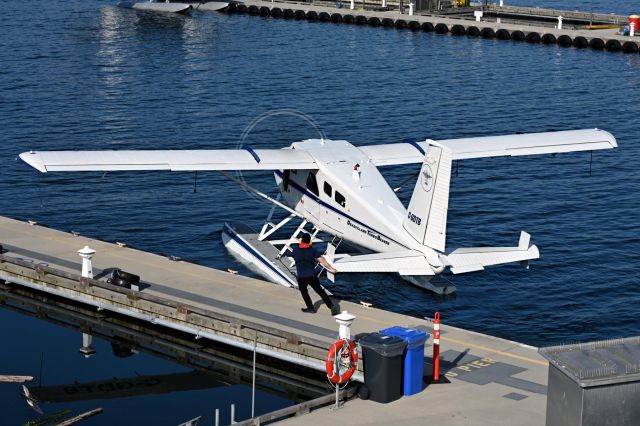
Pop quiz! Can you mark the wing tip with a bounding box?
[19,151,47,173]
[529,244,540,259]
[594,128,618,148]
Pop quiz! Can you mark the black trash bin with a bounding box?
[359,333,407,403]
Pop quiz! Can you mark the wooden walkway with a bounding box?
[0,216,550,424]
[221,0,639,53]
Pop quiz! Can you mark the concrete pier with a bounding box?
[221,0,640,53]
[0,216,549,424]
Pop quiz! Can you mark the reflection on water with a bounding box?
[0,284,329,424]
[97,7,127,93]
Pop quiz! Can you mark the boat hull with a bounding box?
[118,2,193,13]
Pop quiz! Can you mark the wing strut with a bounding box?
[218,171,302,218]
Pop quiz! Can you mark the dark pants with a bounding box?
[298,275,333,309]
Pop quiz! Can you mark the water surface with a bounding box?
[1,1,639,423]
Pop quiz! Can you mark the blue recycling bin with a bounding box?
[380,326,429,396]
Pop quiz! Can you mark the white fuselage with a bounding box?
[274,139,443,269]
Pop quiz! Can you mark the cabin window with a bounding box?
[335,191,346,207]
[324,182,332,197]
[306,171,319,197]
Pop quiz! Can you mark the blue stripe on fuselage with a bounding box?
[275,170,407,249]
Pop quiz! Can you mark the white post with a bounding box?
[474,10,482,22]
[499,0,503,6]
[409,1,414,15]
[350,0,354,9]
[230,404,235,424]
[214,409,219,426]
[251,334,257,419]
[496,17,501,23]
[78,246,95,279]
[557,16,563,30]
[332,311,356,411]
[78,246,97,357]
[334,311,356,340]
[631,22,636,37]
[382,0,386,6]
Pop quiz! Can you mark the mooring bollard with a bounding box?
[350,0,354,10]
[474,10,483,22]
[78,246,95,279]
[557,15,563,30]
[382,0,387,6]
[408,1,414,15]
[631,22,636,37]
[78,246,96,357]
[433,312,441,381]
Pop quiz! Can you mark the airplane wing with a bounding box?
[359,129,617,166]
[19,148,317,173]
[442,231,540,274]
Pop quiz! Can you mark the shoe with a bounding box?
[330,306,340,316]
[301,307,316,314]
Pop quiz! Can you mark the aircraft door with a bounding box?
[302,170,322,222]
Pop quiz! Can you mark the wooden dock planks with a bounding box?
[0,216,551,425]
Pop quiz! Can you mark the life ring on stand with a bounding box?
[325,338,358,384]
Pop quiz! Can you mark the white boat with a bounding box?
[118,1,193,14]
[197,2,230,12]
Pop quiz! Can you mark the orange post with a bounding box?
[433,312,441,381]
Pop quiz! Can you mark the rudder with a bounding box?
[402,144,452,252]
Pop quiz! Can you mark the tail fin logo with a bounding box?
[421,165,434,192]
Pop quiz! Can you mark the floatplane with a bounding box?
[117,1,231,14]
[20,128,617,294]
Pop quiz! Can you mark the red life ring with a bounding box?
[325,338,358,384]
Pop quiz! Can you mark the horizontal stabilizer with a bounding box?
[333,250,435,276]
[443,231,540,274]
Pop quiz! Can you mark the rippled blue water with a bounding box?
[1,0,640,421]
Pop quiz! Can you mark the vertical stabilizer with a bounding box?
[403,144,452,252]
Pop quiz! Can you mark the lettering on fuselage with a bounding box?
[407,211,422,226]
[347,220,390,246]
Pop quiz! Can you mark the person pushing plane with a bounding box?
[291,232,339,315]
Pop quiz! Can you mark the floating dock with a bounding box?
[221,0,640,53]
[0,216,549,424]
